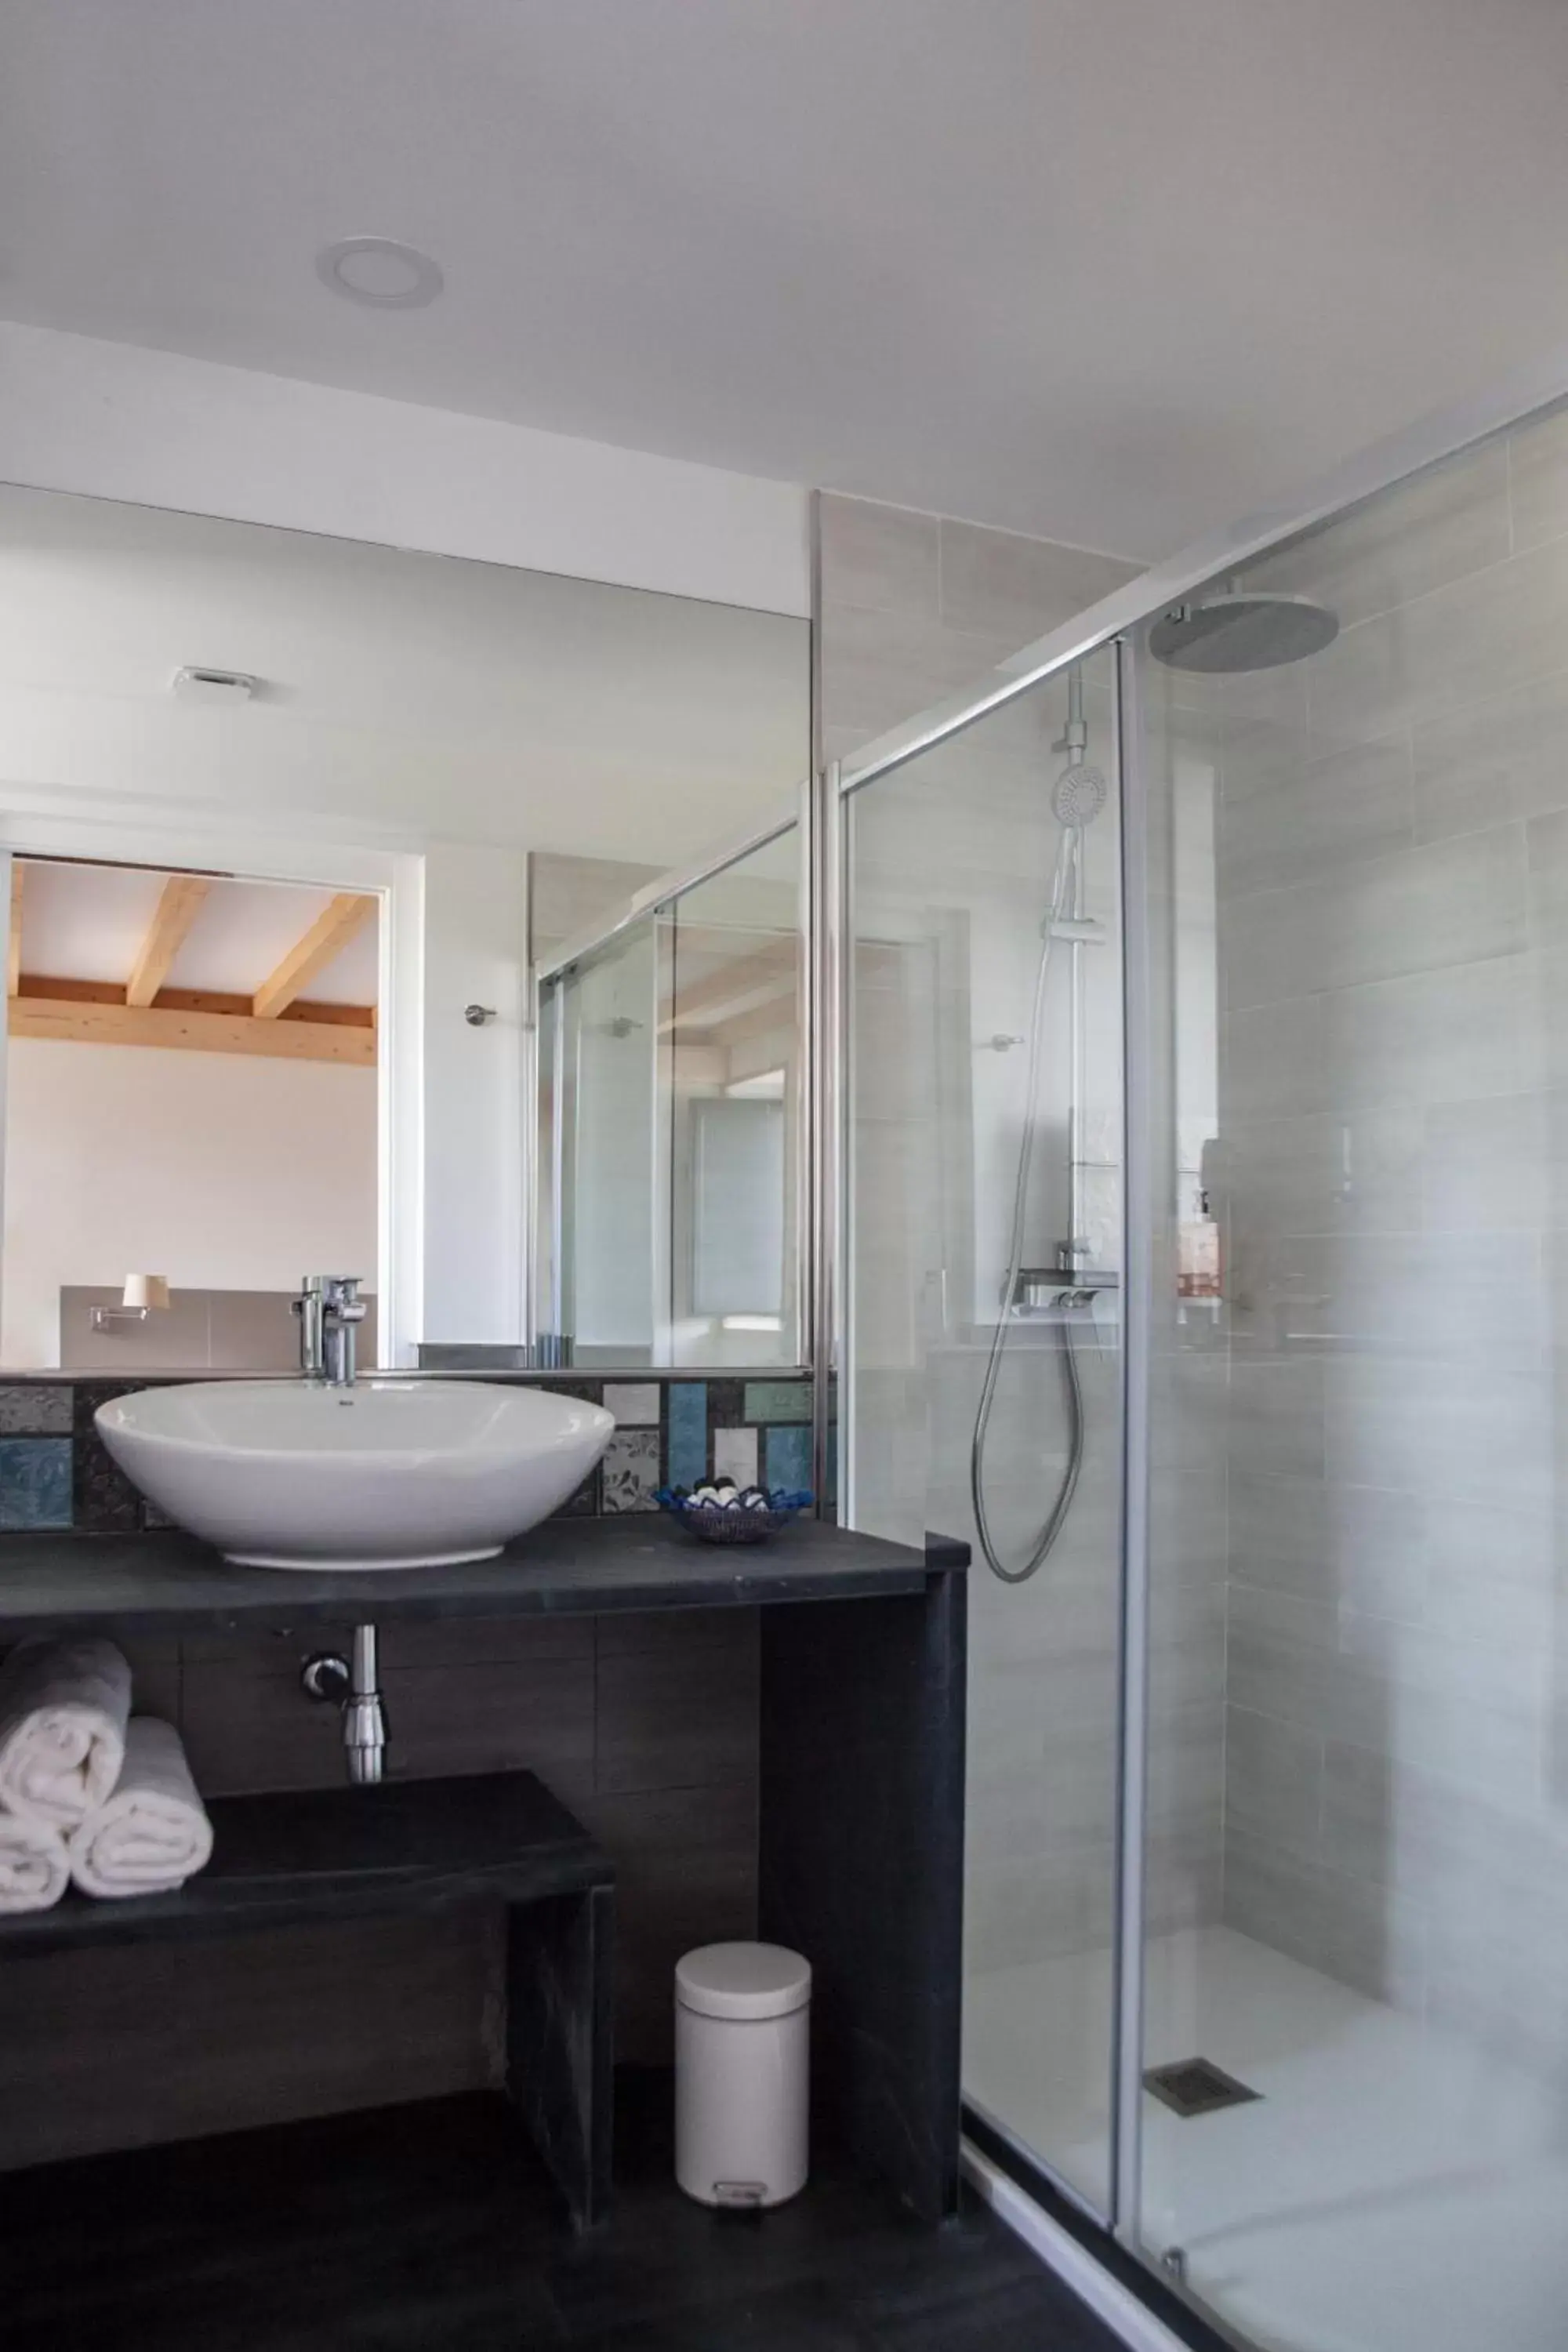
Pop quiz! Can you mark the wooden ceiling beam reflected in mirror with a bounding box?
[125,874,210,1007]
[657,935,797,1034]
[7,860,377,1064]
[253,893,376,1022]
[9,993,375,1065]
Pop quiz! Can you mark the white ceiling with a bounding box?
[19,862,379,1003]
[5,1,1568,560]
[0,485,808,865]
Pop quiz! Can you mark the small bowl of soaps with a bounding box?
[655,1479,815,1544]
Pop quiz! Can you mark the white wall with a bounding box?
[420,842,528,1345]
[0,323,811,618]
[2,1039,376,1367]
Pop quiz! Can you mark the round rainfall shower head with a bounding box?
[1051,764,1108,826]
[1148,593,1339,674]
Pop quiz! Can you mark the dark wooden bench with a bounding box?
[0,1769,615,2228]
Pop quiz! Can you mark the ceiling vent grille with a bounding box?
[170,666,257,707]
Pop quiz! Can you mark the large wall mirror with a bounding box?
[0,481,809,1374]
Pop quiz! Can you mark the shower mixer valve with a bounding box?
[1010,1263,1120,1316]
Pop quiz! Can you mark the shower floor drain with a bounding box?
[1142,2057,1261,2119]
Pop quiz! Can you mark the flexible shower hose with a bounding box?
[970,828,1088,1584]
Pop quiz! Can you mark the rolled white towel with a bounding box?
[68,1717,213,1900]
[0,1809,69,1913]
[0,1636,132,1830]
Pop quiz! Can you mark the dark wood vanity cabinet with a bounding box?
[0,1519,967,2226]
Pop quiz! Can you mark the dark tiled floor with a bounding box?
[0,2085,1120,2352]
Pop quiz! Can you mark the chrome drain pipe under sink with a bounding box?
[302,1624,387,1784]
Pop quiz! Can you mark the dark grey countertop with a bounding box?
[0,1517,967,1639]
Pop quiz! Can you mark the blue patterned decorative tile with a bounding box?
[744,1380,811,1425]
[764,1423,812,1494]
[666,1381,708,1488]
[602,1428,660,1513]
[0,1438,73,1529]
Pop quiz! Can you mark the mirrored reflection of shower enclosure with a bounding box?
[840,387,1568,2352]
[535,822,804,1367]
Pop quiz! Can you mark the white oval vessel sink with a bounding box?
[96,1381,615,1571]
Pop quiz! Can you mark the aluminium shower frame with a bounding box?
[528,339,1568,2303]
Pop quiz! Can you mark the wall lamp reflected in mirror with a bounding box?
[92,1273,172,1334]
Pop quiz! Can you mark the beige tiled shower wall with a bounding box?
[1139,673,1232,1978]
[1196,399,1568,2069]
[816,492,1136,769]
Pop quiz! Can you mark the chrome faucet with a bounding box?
[292,1275,367,1388]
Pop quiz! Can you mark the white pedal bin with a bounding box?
[675,1941,811,2209]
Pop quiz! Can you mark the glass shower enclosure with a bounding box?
[838,373,1568,2352]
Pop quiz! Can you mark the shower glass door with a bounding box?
[1131,401,1568,2352]
[841,646,1127,2216]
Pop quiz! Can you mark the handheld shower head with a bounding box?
[1052,764,1107,827]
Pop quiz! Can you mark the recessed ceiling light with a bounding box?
[316,236,444,310]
